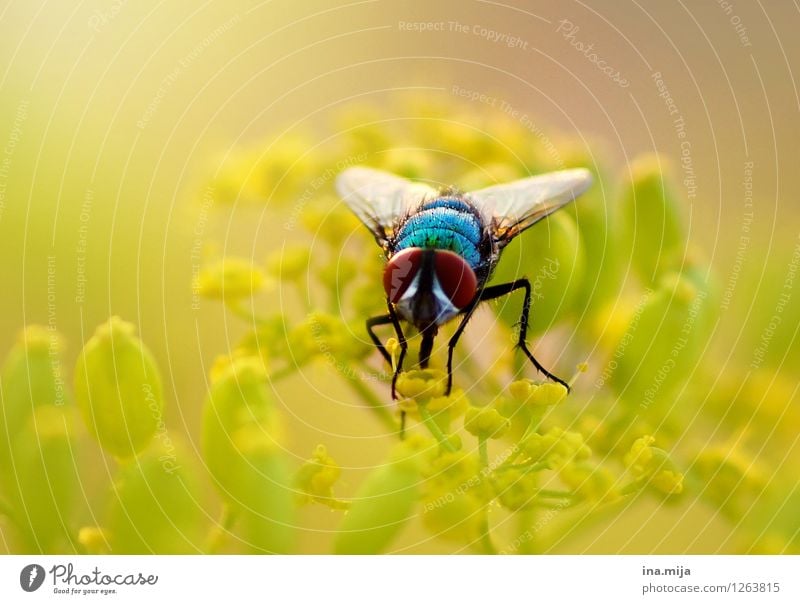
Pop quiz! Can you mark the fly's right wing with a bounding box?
[468,168,593,247]
[335,166,438,250]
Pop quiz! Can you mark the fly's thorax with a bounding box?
[383,248,478,328]
[392,197,488,270]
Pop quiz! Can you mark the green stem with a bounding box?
[418,406,457,452]
[519,411,545,442]
[479,512,497,554]
[496,460,550,473]
[205,503,238,554]
[537,489,578,500]
[514,508,538,554]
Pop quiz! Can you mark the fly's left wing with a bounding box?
[468,168,593,247]
[335,166,438,250]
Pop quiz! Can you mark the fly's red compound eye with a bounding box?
[434,250,478,309]
[383,247,423,303]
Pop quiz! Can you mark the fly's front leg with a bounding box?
[480,279,570,392]
[386,303,408,400]
[445,298,480,396]
[365,304,408,400]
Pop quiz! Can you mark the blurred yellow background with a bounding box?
[0,0,797,553]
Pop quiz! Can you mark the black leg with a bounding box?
[366,313,394,364]
[386,303,408,401]
[365,304,408,400]
[446,302,481,395]
[444,279,570,395]
[485,279,570,391]
[366,307,408,437]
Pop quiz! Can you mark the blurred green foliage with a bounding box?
[0,99,796,554]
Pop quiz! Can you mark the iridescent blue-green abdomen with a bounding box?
[393,198,484,268]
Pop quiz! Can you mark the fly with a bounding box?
[336,166,593,403]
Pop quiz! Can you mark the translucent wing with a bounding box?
[468,168,593,246]
[336,166,438,249]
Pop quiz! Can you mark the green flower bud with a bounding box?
[491,211,585,336]
[201,357,294,553]
[0,326,68,480]
[197,257,266,300]
[521,427,591,468]
[607,269,712,410]
[509,380,568,407]
[623,435,656,476]
[7,404,78,552]
[396,369,447,402]
[295,444,347,509]
[333,441,422,554]
[464,406,509,439]
[620,154,684,284]
[624,435,684,496]
[74,317,164,459]
[106,439,204,553]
